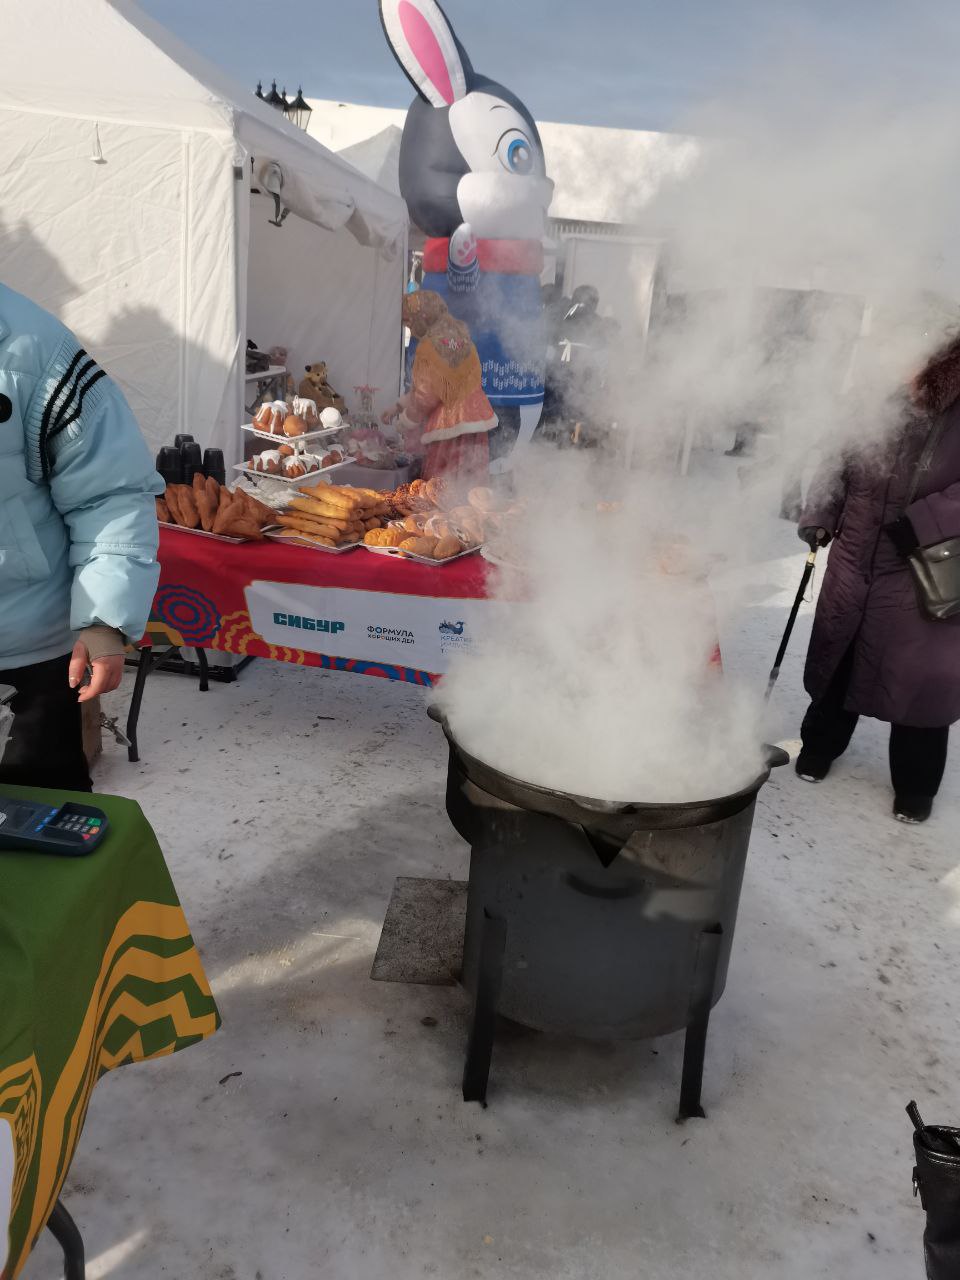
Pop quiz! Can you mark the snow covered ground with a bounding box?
[27,516,958,1280]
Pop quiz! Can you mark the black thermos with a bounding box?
[156,446,183,486]
[173,434,195,451]
[202,449,226,485]
[180,442,203,485]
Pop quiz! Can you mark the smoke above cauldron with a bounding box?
[439,23,960,803]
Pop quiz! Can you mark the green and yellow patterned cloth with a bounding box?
[0,788,220,1279]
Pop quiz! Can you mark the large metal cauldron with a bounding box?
[434,709,788,1115]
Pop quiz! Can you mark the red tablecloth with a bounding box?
[150,526,495,685]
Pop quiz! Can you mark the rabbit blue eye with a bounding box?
[497,130,535,175]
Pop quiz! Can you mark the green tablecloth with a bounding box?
[0,788,220,1280]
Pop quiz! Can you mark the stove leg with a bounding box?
[462,910,507,1106]
[678,924,723,1122]
[48,1198,85,1279]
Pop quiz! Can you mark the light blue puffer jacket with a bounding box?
[0,284,163,671]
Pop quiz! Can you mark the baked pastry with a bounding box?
[289,494,360,524]
[278,513,348,541]
[282,453,321,478]
[283,414,308,438]
[299,485,364,514]
[292,397,320,425]
[195,475,219,532]
[321,450,343,467]
[166,483,200,529]
[252,449,283,474]
[468,487,501,514]
[399,536,438,558]
[278,444,295,457]
[448,506,484,545]
[423,513,455,539]
[319,407,342,430]
[156,495,171,523]
[254,400,288,434]
[433,535,463,560]
[235,488,276,526]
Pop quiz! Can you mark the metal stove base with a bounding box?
[372,876,724,1119]
[462,907,724,1121]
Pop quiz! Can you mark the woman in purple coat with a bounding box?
[797,333,960,823]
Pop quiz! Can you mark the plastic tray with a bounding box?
[362,543,481,567]
[262,527,361,555]
[242,422,345,446]
[233,457,354,488]
[162,523,247,545]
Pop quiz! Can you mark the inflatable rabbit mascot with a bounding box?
[380,0,554,467]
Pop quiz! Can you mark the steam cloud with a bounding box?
[439,31,960,803]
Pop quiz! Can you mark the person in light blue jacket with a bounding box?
[0,283,163,791]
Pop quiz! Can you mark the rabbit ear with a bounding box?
[380,0,471,108]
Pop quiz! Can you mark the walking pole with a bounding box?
[765,549,818,701]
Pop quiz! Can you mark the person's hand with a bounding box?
[381,405,400,426]
[68,641,124,704]
[798,526,831,550]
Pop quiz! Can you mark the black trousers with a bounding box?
[801,646,949,799]
[0,654,92,792]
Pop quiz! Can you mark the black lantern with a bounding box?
[264,80,283,110]
[287,87,313,131]
[254,81,264,100]
[280,87,291,116]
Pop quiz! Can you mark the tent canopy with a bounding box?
[0,0,407,461]
[0,0,407,248]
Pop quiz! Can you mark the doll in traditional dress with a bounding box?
[382,291,497,487]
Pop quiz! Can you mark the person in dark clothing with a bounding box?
[796,332,960,823]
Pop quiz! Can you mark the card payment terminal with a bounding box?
[0,795,109,856]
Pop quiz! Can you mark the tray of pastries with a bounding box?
[235,449,351,486]
[158,475,276,542]
[244,399,345,445]
[266,484,391,550]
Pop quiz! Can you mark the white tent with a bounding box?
[0,0,408,464]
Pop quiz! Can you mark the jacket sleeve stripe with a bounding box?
[41,358,107,478]
[37,346,87,474]
[46,369,109,454]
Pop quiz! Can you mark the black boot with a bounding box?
[795,750,831,783]
[908,1102,960,1279]
[894,794,934,824]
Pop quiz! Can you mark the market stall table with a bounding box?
[0,788,220,1280]
[150,524,498,686]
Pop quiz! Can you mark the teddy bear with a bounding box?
[298,362,347,414]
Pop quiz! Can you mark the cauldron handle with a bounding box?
[564,873,647,901]
[766,746,790,770]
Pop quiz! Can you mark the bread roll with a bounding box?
[283,414,308,437]
[156,495,171,523]
[279,513,350,541]
[468,487,501,513]
[288,495,356,528]
[433,535,463,560]
[399,536,438,558]
[300,484,364,512]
